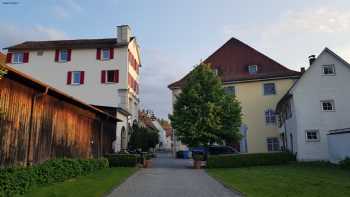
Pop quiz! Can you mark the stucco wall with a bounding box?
[229,78,296,153]
[9,47,128,108]
[292,51,350,161]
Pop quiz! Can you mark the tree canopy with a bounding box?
[128,123,160,152]
[169,63,242,147]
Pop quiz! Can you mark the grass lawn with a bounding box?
[23,167,137,197]
[207,164,350,197]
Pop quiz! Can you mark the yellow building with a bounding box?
[168,38,301,153]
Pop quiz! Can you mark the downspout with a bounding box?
[27,87,49,166]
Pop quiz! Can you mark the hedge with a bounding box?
[207,152,296,168]
[106,154,138,167]
[0,158,108,197]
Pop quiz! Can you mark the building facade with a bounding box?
[169,38,301,153]
[4,25,141,152]
[276,48,350,161]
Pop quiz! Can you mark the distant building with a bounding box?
[4,25,141,152]
[168,37,301,153]
[276,48,350,162]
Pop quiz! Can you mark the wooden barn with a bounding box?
[0,63,120,167]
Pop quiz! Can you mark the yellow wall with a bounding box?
[225,78,296,153]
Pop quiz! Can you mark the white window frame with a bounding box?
[59,49,68,62]
[305,130,320,142]
[267,137,280,152]
[321,64,336,75]
[263,83,276,95]
[265,109,276,124]
[71,71,81,85]
[102,70,118,84]
[102,48,110,60]
[321,100,335,112]
[248,65,258,74]
[13,52,24,64]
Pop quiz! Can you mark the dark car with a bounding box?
[191,145,238,160]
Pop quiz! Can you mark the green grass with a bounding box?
[207,164,350,197]
[22,167,137,197]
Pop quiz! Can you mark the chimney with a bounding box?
[300,67,305,73]
[308,55,316,66]
[117,25,132,44]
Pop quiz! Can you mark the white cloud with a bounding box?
[222,6,350,71]
[52,0,83,19]
[0,24,67,49]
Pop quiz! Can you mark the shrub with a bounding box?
[106,154,138,167]
[192,154,204,161]
[207,152,296,168]
[0,158,109,197]
[339,157,350,170]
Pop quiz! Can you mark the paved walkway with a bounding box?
[107,152,241,197]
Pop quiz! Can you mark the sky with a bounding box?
[1,0,350,119]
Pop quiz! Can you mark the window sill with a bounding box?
[321,74,336,76]
[68,83,82,86]
[12,62,24,64]
[321,110,336,112]
[305,140,320,142]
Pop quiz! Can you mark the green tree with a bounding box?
[128,123,159,152]
[169,63,242,147]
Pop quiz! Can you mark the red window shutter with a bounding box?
[23,52,29,63]
[101,70,106,83]
[114,70,119,83]
[6,53,12,63]
[110,48,114,59]
[55,49,59,62]
[96,48,101,60]
[67,49,72,61]
[67,71,72,85]
[80,71,85,84]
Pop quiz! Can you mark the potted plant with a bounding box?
[192,154,204,169]
[143,153,152,168]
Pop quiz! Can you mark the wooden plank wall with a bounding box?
[0,77,116,167]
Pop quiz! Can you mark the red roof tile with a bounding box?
[168,37,300,89]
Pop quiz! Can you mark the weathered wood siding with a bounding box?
[0,77,116,167]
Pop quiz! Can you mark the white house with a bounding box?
[276,48,350,161]
[4,25,141,152]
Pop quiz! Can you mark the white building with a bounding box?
[4,25,141,152]
[276,48,350,161]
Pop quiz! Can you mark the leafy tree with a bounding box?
[128,123,160,152]
[169,63,242,147]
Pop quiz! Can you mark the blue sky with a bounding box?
[1,0,350,119]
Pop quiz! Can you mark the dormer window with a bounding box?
[322,64,335,75]
[248,65,258,74]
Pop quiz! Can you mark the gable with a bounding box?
[169,37,300,89]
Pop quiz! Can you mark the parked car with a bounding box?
[191,145,238,160]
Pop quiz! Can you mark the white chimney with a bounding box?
[117,25,132,44]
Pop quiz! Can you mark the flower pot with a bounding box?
[143,159,152,168]
[193,160,202,169]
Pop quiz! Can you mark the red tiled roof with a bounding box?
[168,37,301,89]
[4,37,135,51]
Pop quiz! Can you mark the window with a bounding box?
[267,138,280,152]
[102,48,110,60]
[101,70,119,83]
[60,49,68,62]
[37,51,44,56]
[305,130,320,142]
[263,83,276,95]
[248,65,258,74]
[265,109,276,124]
[213,68,219,75]
[322,64,335,75]
[13,52,24,64]
[72,71,81,84]
[224,86,235,96]
[321,100,335,111]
